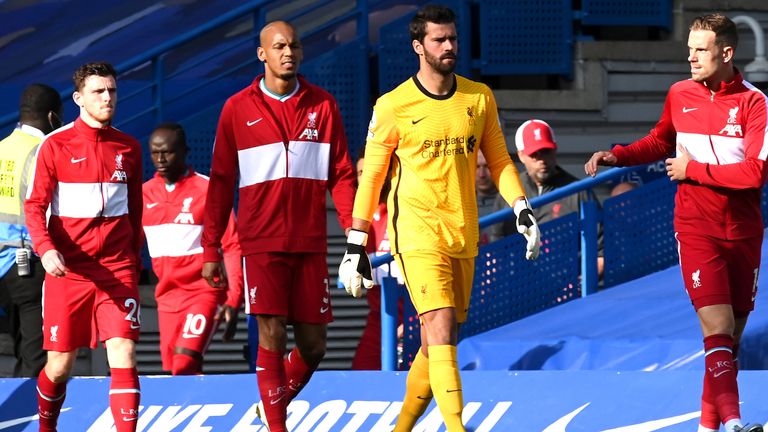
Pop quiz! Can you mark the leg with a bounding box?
[105,337,140,432]
[37,350,76,432]
[394,325,433,432]
[286,322,326,401]
[256,314,289,432]
[170,298,220,375]
[5,265,46,377]
[422,307,465,432]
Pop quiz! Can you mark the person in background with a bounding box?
[475,150,499,246]
[492,119,604,275]
[586,13,765,432]
[0,84,61,377]
[142,123,243,375]
[25,61,143,432]
[201,21,356,432]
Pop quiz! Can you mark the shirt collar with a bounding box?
[18,124,45,139]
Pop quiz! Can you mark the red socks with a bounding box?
[703,334,740,425]
[109,367,141,432]
[284,347,313,402]
[257,346,288,432]
[37,369,67,432]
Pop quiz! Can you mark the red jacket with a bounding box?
[143,168,243,311]
[25,118,143,281]
[613,72,768,240]
[202,75,355,260]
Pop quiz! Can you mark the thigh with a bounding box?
[290,253,332,324]
[395,251,455,316]
[94,275,141,346]
[174,294,220,355]
[676,232,730,310]
[243,253,290,317]
[42,276,95,351]
[725,236,761,314]
[452,257,475,324]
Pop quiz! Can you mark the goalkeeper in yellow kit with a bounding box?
[338,4,541,431]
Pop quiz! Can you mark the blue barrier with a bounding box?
[0,371,766,430]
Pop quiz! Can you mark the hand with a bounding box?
[584,151,618,177]
[665,144,691,181]
[202,261,226,288]
[215,304,238,342]
[338,229,373,298]
[513,198,541,260]
[41,249,68,277]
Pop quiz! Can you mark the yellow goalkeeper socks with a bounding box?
[394,349,433,431]
[428,344,465,432]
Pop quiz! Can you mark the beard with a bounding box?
[425,50,456,76]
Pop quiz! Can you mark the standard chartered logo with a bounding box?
[421,135,475,158]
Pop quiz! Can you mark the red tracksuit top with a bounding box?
[25,117,143,281]
[202,75,356,260]
[612,72,768,240]
[143,168,243,311]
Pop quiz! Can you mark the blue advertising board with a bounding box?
[0,371,766,431]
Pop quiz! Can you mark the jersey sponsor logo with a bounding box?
[173,197,195,224]
[691,269,701,289]
[422,135,470,159]
[246,118,263,126]
[682,107,698,113]
[467,135,476,153]
[111,154,127,182]
[70,157,87,164]
[299,128,318,140]
[719,106,743,137]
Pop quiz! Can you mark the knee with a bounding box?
[105,338,137,368]
[299,343,326,367]
[258,317,288,349]
[45,354,75,382]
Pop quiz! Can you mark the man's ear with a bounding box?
[257,47,266,63]
[412,39,423,56]
[722,46,734,64]
[73,91,82,107]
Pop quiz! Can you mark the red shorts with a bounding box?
[676,232,761,313]
[42,273,140,351]
[243,253,332,324]
[157,292,219,371]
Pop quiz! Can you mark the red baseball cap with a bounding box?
[515,119,557,156]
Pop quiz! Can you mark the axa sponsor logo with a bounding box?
[719,106,743,137]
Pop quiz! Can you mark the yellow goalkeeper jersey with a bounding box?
[354,74,525,258]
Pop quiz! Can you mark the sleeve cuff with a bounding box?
[203,247,222,262]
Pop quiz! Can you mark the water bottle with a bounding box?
[16,248,31,277]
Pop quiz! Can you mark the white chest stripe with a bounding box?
[52,182,128,218]
[238,141,330,188]
[143,223,203,257]
[677,132,744,164]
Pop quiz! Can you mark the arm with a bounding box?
[202,101,238,286]
[128,140,144,271]
[326,100,356,233]
[221,211,243,309]
[479,89,539,259]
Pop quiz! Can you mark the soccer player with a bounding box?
[25,62,143,432]
[0,84,61,378]
[142,123,243,375]
[585,13,765,432]
[201,21,356,432]
[338,5,541,431]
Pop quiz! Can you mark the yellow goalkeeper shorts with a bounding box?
[394,250,474,323]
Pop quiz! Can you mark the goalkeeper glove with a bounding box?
[339,229,374,298]
[513,198,541,260]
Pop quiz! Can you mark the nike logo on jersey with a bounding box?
[412,117,427,124]
[146,203,159,209]
[247,118,263,126]
[682,107,698,113]
[130,322,140,330]
[320,306,329,313]
[181,333,200,339]
[71,157,87,163]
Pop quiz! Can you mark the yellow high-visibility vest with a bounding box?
[0,126,43,248]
